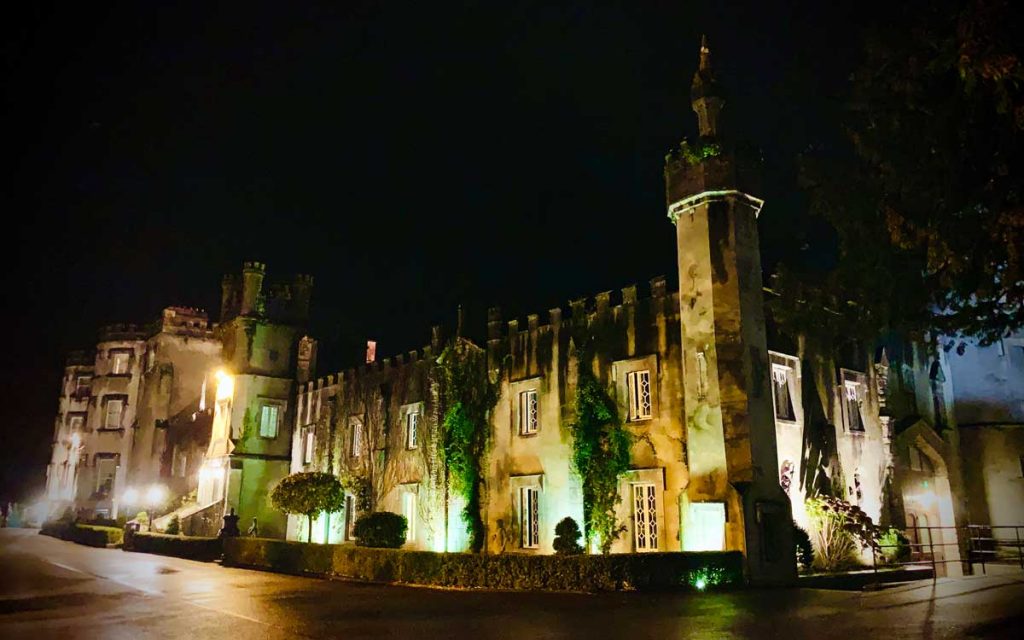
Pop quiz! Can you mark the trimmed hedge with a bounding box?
[353,512,407,548]
[40,522,123,547]
[223,538,743,592]
[124,532,222,562]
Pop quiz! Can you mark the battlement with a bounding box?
[486,275,671,342]
[98,323,147,343]
[220,260,312,324]
[298,343,434,396]
[160,306,216,338]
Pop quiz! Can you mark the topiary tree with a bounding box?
[271,471,346,543]
[553,517,583,555]
[165,514,181,536]
[353,512,407,548]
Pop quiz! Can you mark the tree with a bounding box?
[271,471,345,543]
[552,517,583,555]
[777,0,1023,348]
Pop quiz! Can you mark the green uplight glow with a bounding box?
[694,577,708,591]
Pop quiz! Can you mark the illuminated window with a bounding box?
[68,415,83,432]
[259,405,279,438]
[626,370,653,421]
[351,418,363,457]
[519,390,539,435]
[633,483,658,552]
[74,376,91,397]
[344,494,356,540]
[95,457,116,495]
[844,382,865,433]
[771,365,796,421]
[304,427,315,464]
[520,487,540,549]
[104,399,123,428]
[111,352,129,375]
[403,492,417,542]
[406,411,419,449]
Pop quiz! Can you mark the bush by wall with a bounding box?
[124,532,222,562]
[39,521,123,547]
[223,538,743,592]
[353,512,407,548]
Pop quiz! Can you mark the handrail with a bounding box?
[869,524,1024,582]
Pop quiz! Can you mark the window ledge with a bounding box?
[775,418,799,426]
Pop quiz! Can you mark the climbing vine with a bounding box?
[566,364,631,554]
[339,472,373,512]
[437,338,499,553]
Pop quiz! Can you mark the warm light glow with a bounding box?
[913,491,937,509]
[214,368,234,401]
[145,484,168,507]
[122,487,140,505]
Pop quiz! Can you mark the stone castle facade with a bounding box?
[45,41,1024,582]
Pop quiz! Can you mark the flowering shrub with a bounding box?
[805,495,881,571]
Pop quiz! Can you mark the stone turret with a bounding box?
[666,38,794,585]
[240,261,266,317]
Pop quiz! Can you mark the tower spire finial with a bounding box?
[691,34,724,138]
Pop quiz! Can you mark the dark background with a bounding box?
[2,1,875,503]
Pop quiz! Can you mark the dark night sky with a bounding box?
[2,1,876,502]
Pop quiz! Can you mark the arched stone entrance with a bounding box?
[894,422,963,576]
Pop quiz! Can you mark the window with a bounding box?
[68,415,83,433]
[145,348,155,372]
[351,418,363,457]
[95,457,116,495]
[111,352,129,375]
[171,447,188,478]
[406,411,420,449]
[520,487,540,549]
[344,494,356,541]
[104,399,123,428]
[74,376,90,397]
[771,365,796,421]
[259,405,279,438]
[519,390,539,435]
[684,502,726,551]
[626,370,653,420]
[633,483,658,552]
[403,492,417,542]
[304,427,315,464]
[844,382,865,432]
[909,445,922,471]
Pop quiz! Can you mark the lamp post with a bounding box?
[144,484,167,531]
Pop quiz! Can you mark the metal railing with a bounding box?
[965,524,1024,574]
[869,524,1024,582]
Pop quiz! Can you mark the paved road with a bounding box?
[1,528,1021,639]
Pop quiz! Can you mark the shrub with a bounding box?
[353,512,407,548]
[124,532,222,561]
[553,517,583,555]
[223,538,744,592]
[879,527,911,564]
[165,515,181,535]
[39,522,122,547]
[793,521,814,571]
[805,495,881,571]
[271,472,346,543]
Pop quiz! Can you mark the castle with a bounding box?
[45,40,1024,582]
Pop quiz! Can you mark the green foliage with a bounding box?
[792,521,814,571]
[566,366,631,554]
[553,517,584,555]
[125,532,222,561]
[879,527,911,564]
[339,472,373,512]
[165,514,181,536]
[271,471,346,543]
[353,512,408,548]
[40,522,123,547]
[676,138,723,166]
[805,495,881,572]
[437,339,499,553]
[225,537,745,592]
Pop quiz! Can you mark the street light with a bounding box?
[144,484,168,531]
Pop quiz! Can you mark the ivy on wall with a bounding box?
[437,338,499,553]
[566,362,631,554]
[677,138,722,166]
[339,472,373,512]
